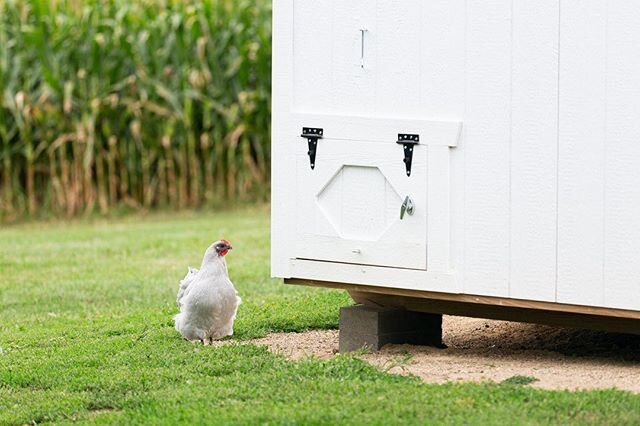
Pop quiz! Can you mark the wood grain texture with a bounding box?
[509,0,559,302]
[348,291,640,335]
[557,0,607,306]
[286,278,640,321]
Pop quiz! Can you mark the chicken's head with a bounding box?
[210,239,232,257]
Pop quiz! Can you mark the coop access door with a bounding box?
[294,116,428,270]
[280,0,461,275]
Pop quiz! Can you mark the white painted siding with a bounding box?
[419,0,465,121]
[273,0,640,313]
[292,2,333,112]
[375,0,422,116]
[509,0,559,302]
[557,0,607,306]
[331,0,377,116]
[462,0,512,297]
[603,2,640,311]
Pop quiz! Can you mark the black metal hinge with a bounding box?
[396,133,420,176]
[301,127,323,169]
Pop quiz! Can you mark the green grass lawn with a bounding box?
[1,206,639,425]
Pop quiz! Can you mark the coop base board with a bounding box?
[285,278,640,335]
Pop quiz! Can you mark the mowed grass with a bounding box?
[1,207,639,425]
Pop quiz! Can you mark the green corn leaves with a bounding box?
[0,0,272,221]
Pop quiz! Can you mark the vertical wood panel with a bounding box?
[557,0,606,306]
[292,1,334,112]
[420,0,466,120]
[509,0,559,301]
[604,3,640,310]
[463,0,512,297]
[331,0,376,116]
[271,0,296,277]
[428,146,451,273]
[420,0,466,289]
[375,0,422,117]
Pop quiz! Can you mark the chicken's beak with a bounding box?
[226,244,233,250]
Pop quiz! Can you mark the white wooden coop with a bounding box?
[271,0,640,336]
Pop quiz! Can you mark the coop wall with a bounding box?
[272,0,640,313]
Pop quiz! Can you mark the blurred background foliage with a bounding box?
[0,0,271,222]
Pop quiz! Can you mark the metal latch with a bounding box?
[400,196,414,220]
[301,127,323,169]
[396,133,419,176]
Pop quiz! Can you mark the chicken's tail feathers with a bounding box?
[182,267,198,283]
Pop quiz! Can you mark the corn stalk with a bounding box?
[0,0,272,221]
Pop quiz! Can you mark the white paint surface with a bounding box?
[273,0,640,313]
[509,0,559,302]
[557,0,607,307]
[603,2,640,311]
[295,136,428,269]
[462,0,512,297]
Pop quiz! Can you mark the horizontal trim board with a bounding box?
[288,259,457,294]
[291,112,461,146]
[296,258,426,272]
[285,278,640,321]
[349,291,640,336]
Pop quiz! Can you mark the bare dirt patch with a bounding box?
[244,316,640,393]
[250,329,340,359]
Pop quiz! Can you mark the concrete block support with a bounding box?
[339,305,444,352]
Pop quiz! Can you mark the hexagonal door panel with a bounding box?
[296,138,428,270]
[317,165,402,241]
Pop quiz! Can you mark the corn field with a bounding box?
[0,0,271,221]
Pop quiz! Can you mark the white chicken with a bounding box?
[174,239,241,344]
